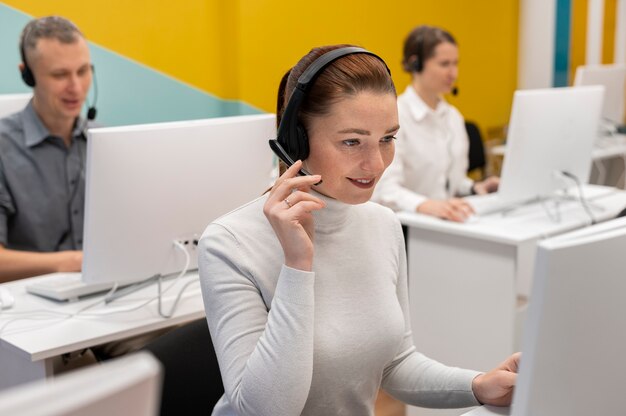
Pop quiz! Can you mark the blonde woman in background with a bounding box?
[373,25,499,222]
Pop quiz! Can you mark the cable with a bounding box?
[157,240,192,318]
[0,283,119,336]
[600,116,618,138]
[1,240,197,335]
[560,171,597,225]
[77,240,195,318]
[540,197,562,223]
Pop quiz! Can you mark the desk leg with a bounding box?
[0,344,53,390]
[405,228,516,416]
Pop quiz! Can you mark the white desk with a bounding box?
[0,272,204,390]
[400,185,626,416]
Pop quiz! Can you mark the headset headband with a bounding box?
[275,47,390,162]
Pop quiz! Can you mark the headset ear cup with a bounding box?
[295,123,310,161]
[21,66,35,87]
[412,57,422,73]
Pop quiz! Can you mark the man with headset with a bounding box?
[0,16,96,282]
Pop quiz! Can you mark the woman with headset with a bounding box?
[373,25,499,222]
[199,45,518,415]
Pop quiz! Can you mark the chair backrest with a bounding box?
[142,319,224,416]
[465,121,486,177]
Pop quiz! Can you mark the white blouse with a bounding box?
[373,85,473,212]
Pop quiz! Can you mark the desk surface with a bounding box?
[0,272,204,362]
[399,185,626,245]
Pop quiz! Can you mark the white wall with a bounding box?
[518,0,557,89]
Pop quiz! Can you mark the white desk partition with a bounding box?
[0,352,161,416]
[0,93,31,118]
[402,184,626,416]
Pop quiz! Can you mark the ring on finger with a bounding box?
[283,198,292,208]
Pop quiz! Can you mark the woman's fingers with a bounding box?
[442,199,472,222]
[266,189,326,216]
[271,161,321,194]
[263,165,326,271]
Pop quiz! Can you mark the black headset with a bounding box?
[404,31,458,96]
[20,31,98,121]
[411,39,424,73]
[269,46,391,177]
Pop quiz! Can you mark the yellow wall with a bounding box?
[602,0,617,64]
[2,0,229,97]
[237,0,519,134]
[571,0,588,83]
[5,0,519,133]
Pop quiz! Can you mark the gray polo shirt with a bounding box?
[0,101,87,252]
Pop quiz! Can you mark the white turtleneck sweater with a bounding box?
[198,191,480,416]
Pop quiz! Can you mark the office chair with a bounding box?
[142,319,224,416]
[465,120,487,180]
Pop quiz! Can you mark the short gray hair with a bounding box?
[20,16,83,63]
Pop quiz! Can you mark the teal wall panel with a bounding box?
[553,0,572,87]
[0,4,262,126]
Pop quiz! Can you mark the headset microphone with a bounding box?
[451,86,459,96]
[87,106,97,121]
[86,64,98,121]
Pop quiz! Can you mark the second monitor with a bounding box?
[574,63,626,127]
[467,85,604,215]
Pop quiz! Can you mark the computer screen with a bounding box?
[0,352,162,416]
[498,85,604,204]
[512,216,626,416]
[574,63,626,125]
[82,114,276,284]
[0,93,31,118]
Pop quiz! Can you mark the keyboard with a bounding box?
[464,193,515,216]
[26,272,116,302]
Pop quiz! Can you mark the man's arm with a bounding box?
[0,245,82,282]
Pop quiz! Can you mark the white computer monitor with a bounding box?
[510,216,626,415]
[0,352,162,416]
[497,85,604,206]
[574,63,626,125]
[0,93,31,118]
[82,114,276,284]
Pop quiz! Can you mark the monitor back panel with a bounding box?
[499,86,603,204]
[513,217,626,415]
[83,114,276,284]
[0,93,31,118]
[574,64,626,124]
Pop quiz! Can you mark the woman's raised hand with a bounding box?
[263,160,325,271]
